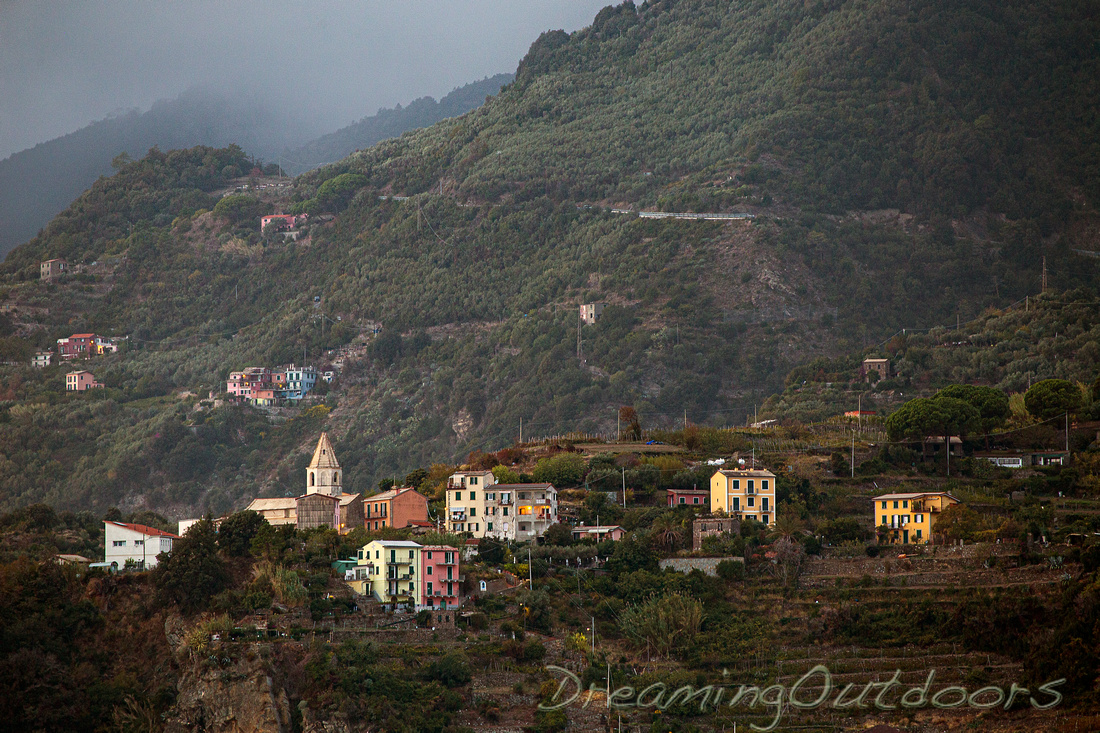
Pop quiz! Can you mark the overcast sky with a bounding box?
[0,0,609,160]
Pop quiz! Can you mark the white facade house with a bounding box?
[103,521,179,570]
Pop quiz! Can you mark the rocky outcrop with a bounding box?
[163,647,293,733]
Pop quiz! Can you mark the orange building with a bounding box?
[364,487,430,530]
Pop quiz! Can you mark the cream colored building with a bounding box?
[709,468,776,525]
[349,539,421,607]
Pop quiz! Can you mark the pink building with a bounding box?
[66,370,103,391]
[570,525,626,542]
[419,545,462,610]
[667,487,711,508]
[226,367,272,398]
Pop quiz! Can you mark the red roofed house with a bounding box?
[58,333,98,359]
[103,521,179,570]
[260,214,307,232]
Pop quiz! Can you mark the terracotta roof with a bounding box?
[338,493,361,506]
[70,333,96,339]
[368,487,424,501]
[492,483,556,490]
[872,492,960,502]
[106,521,180,538]
[715,469,776,477]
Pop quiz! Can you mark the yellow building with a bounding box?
[709,469,776,525]
[348,540,420,606]
[873,491,959,545]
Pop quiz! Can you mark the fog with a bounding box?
[0,0,609,160]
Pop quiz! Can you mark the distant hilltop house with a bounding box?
[66,370,103,391]
[580,303,605,325]
[246,433,364,533]
[57,333,119,359]
[260,213,308,236]
[860,358,890,382]
[102,521,179,571]
[709,468,776,525]
[40,258,68,281]
[874,491,959,545]
[32,351,53,368]
[571,524,625,542]
[226,364,318,404]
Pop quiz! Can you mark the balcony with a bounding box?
[498,496,512,505]
[449,511,466,521]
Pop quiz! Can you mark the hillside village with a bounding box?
[2,0,1100,729]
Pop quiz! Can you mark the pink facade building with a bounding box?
[226,367,272,399]
[667,487,711,508]
[419,545,462,609]
[66,370,103,391]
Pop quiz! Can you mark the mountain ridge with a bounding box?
[0,0,1098,515]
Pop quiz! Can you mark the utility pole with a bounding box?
[617,411,621,442]
[519,417,523,444]
[1066,412,1070,457]
[1042,256,1048,293]
[577,307,582,361]
[622,468,626,507]
[591,616,595,652]
[851,435,855,478]
[683,409,688,430]
[528,547,533,589]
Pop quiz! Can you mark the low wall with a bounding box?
[659,556,743,576]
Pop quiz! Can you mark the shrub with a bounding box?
[717,558,745,581]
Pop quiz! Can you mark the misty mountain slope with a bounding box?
[1,0,1099,514]
[324,0,1099,224]
[281,74,514,174]
[0,89,319,261]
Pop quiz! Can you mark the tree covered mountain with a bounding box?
[0,88,322,261]
[1,0,1098,515]
[279,74,514,174]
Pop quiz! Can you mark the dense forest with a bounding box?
[280,74,514,174]
[0,0,1098,513]
[0,88,319,260]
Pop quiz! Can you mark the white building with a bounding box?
[445,470,559,542]
[580,303,605,325]
[103,521,179,570]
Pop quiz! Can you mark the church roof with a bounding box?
[309,432,340,469]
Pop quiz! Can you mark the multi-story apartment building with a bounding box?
[419,545,462,609]
[874,491,959,545]
[445,471,559,542]
[364,486,430,530]
[347,540,462,610]
[350,539,421,607]
[57,333,97,359]
[284,365,317,400]
[709,468,776,525]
